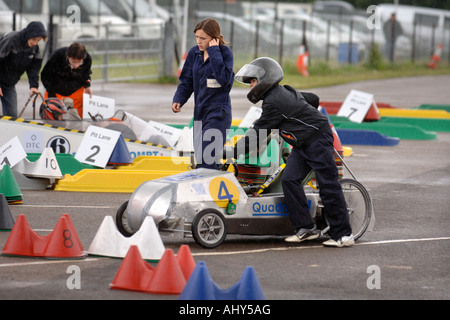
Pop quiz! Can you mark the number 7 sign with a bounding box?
[75,126,121,168]
[337,90,378,123]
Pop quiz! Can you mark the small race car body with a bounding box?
[119,167,323,248]
[117,130,372,248]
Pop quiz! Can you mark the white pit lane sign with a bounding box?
[75,125,121,168]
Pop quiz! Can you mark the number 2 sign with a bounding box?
[75,126,121,168]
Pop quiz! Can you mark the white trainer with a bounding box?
[322,234,355,247]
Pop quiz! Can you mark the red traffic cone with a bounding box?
[296,44,309,76]
[428,43,442,69]
[43,214,86,258]
[110,245,155,292]
[1,214,86,258]
[331,124,343,155]
[1,215,42,257]
[148,249,186,295]
[177,245,196,280]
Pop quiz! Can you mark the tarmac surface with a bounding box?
[1,75,449,303]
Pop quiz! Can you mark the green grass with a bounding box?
[89,53,450,89]
[278,58,450,89]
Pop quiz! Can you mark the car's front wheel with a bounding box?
[191,209,227,249]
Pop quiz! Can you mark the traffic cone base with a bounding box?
[110,245,154,292]
[1,214,86,259]
[148,249,187,295]
[0,193,15,230]
[296,45,309,76]
[88,215,165,261]
[178,261,217,300]
[176,245,196,280]
[43,214,86,258]
[14,148,63,179]
[110,245,196,295]
[108,135,132,166]
[0,165,23,204]
[428,43,442,69]
[179,262,265,300]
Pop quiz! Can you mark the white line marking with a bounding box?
[0,258,101,268]
[191,236,450,257]
[1,237,448,266]
[18,205,115,209]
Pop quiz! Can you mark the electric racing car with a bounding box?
[115,133,373,248]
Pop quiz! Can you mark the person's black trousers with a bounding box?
[281,129,352,240]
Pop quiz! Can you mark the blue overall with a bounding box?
[173,45,234,169]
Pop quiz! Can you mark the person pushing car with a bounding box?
[231,57,354,247]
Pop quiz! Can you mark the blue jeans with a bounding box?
[281,129,352,240]
[0,85,18,118]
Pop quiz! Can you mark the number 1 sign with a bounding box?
[0,136,27,170]
[75,126,121,168]
[337,90,377,123]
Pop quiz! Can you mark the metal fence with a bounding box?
[2,2,449,84]
[172,0,450,68]
[52,20,167,83]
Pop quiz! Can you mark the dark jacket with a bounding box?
[41,47,92,97]
[0,21,47,88]
[236,85,329,156]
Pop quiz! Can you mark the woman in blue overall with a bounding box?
[172,18,234,169]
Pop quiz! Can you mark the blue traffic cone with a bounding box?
[234,266,265,300]
[215,266,265,300]
[0,193,14,230]
[178,261,217,300]
[108,134,132,165]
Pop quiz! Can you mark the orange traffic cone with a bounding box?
[331,124,345,180]
[1,214,86,258]
[1,215,40,257]
[331,124,343,156]
[148,249,187,295]
[110,245,155,292]
[428,43,442,69]
[296,44,309,76]
[43,214,86,258]
[177,52,187,77]
[177,245,196,280]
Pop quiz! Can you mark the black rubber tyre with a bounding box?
[192,209,227,248]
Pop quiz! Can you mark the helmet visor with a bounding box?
[235,64,265,84]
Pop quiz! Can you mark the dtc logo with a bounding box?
[47,136,70,154]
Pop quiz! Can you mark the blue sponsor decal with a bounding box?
[252,202,289,216]
[252,200,312,216]
[160,172,203,182]
[130,151,161,159]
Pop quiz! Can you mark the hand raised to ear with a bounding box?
[209,38,219,47]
